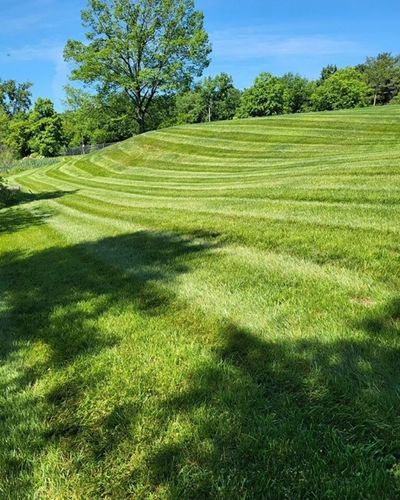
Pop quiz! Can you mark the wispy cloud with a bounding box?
[0,0,59,35]
[211,27,362,60]
[0,14,46,35]
[0,43,69,105]
[0,44,60,62]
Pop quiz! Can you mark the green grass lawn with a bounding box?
[1,106,400,498]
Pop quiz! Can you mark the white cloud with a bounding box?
[0,44,58,62]
[52,52,69,104]
[0,14,45,35]
[211,27,362,60]
[0,0,59,35]
[0,43,68,105]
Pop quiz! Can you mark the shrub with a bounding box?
[0,177,11,207]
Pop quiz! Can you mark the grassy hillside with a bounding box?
[1,106,400,498]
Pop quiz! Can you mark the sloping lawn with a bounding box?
[1,106,400,498]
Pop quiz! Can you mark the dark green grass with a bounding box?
[1,106,400,498]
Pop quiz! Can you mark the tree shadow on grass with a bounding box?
[2,220,399,498]
[0,206,53,234]
[1,187,78,207]
[0,189,77,234]
[16,189,79,205]
[144,299,400,498]
[0,229,220,496]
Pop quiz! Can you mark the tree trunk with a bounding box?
[373,93,377,106]
[132,90,147,134]
[137,110,146,134]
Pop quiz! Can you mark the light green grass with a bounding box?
[1,106,400,498]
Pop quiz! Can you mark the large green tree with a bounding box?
[237,73,286,118]
[64,0,211,134]
[28,99,67,157]
[176,73,240,124]
[7,98,66,158]
[281,73,314,113]
[63,86,176,147]
[0,109,12,172]
[6,118,32,159]
[199,73,241,122]
[311,68,371,111]
[358,53,400,105]
[0,79,32,117]
[0,109,9,144]
[175,90,203,124]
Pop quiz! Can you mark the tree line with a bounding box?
[1,0,400,162]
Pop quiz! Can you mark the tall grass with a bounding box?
[0,156,61,175]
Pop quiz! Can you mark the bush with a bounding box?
[390,94,400,104]
[0,178,11,207]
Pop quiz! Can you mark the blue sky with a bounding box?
[1,0,399,110]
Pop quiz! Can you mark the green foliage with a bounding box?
[199,73,241,122]
[28,99,66,157]
[176,73,241,124]
[6,118,32,159]
[237,73,314,118]
[63,88,137,147]
[0,176,7,207]
[6,98,66,158]
[0,108,10,141]
[237,72,286,118]
[63,87,176,146]
[64,0,211,133]
[358,52,400,105]
[281,73,315,113]
[0,79,32,117]
[62,88,96,147]
[391,93,400,104]
[29,98,56,121]
[311,68,371,111]
[176,90,204,124]
[146,94,178,130]
[319,64,338,83]
[0,82,31,162]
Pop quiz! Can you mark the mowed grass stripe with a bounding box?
[21,166,400,237]
[21,164,400,230]
[16,179,400,288]
[42,166,400,205]
[48,186,400,235]
[45,153,400,188]
[14,169,400,295]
